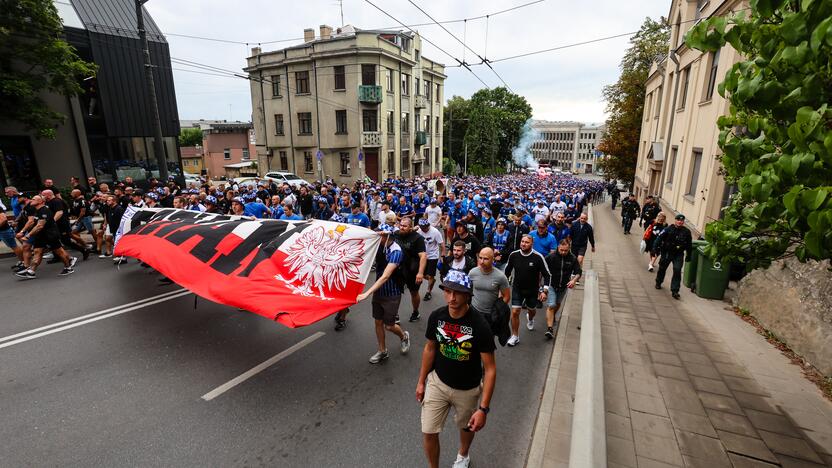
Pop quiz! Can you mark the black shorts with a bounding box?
[571,244,588,257]
[511,286,541,309]
[32,234,62,250]
[402,270,420,291]
[372,294,402,325]
[424,259,438,277]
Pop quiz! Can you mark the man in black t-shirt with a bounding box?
[43,189,89,259]
[393,217,427,322]
[417,270,496,468]
[14,195,77,279]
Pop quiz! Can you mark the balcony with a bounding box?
[361,131,382,147]
[415,131,428,146]
[358,85,383,104]
[414,94,427,109]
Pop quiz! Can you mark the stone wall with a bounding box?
[737,258,832,376]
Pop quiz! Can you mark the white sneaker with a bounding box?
[507,335,520,347]
[400,331,410,354]
[369,350,389,364]
[69,257,78,268]
[648,264,654,272]
[452,453,471,468]
[527,318,535,331]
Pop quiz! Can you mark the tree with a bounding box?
[442,87,532,173]
[686,0,832,267]
[179,127,203,147]
[0,0,97,139]
[598,17,670,185]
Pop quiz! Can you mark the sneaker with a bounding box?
[99,253,111,258]
[59,267,75,276]
[10,261,24,270]
[672,292,681,300]
[334,319,346,331]
[400,331,410,354]
[526,318,535,331]
[369,350,389,364]
[113,256,127,264]
[13,263,28,273]
[507,335,519,347]
[15,269,36,280]
[82,249,90,261]
[42,253,54,260]
[545,327,554,339]
[158,276,174,285]
[453,453,471,468]
[409,311,420,322]
[655,284,662,289]
[69,256,78,268]
[647,264,654,272]
[423,292,432,301]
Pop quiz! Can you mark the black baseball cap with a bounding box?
[675,214,686,220]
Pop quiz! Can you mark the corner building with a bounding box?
[245,25,445,184]
[634,0,744,236]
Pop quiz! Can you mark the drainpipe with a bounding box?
[313,58,324,182]
[258,63,270,173]
[662,50,681,189]
[284,59,297,174]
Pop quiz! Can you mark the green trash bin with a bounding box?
[683,240,708,289]
[695,245,730,299]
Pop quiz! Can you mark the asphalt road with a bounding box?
[0,254,551,467]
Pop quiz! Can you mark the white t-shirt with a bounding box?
[418,226,444,260]
[532,205,550,223]
[425,205,442,227]
[377,208,392,224]
[550,201,567,215]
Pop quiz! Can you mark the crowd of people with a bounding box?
[3,171,610,468]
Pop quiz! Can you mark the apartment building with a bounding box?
[530,120,604,173]
[634,0,744,235]
[244,25,445,183]
[179,120,256,179]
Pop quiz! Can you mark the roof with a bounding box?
[180,120,252,131]
[224,162,256,169]
[68,0,166,42]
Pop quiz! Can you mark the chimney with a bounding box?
[251,46,261,56]
[303,28,315,43]
[320,24,332,40]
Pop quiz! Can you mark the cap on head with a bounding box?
[205,195,217,205]
[439,270,473,294]
[418,218,430,227]
[675,214,686,221]
[377,223,396,234]
[330,213,345,223]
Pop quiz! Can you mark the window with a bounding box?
[363,109,378,132]
[387,151,395,174]
[686,149,703,197]
[415,112,420,132]
[654,86,662,118]
[182,160,189,167]
[386,68,394,92]
[340,152,351,175]
[296,71,310,94]
[424,80,431,99]
[335,110,348,134]
[298,112,312,135]
[387,110,395,133]
[435,147,439,168]
[435,83,440,102]
[304,151,314,173]
[695,0,708,19]
[667,146,678,184]
[401,112,410,134]
[274,114,284,135]
[415,78,420,96]
[271,75,282,97]
[223,148,231,160]
[678,67,690,110]
[401,73,409,95]
[704,49,720,101]
[402,150,410,175]
[361,64,375,86]
[423,147,430,162]
[415,49,420,61]
[435,116,439,134]
[424,115,430,134]
[279,151,288,170]
[334,65,345,90]
[242,148,249,160]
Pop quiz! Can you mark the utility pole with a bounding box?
[136,0,169,181]
[464,140,468,176]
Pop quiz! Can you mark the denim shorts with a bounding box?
[547,286,568,308]
[72,216,94,233]
[0,227,16,249]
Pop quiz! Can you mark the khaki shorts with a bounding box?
[421,371,482,434]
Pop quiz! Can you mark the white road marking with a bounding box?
[0,290,192,350]
[201,331,326,401]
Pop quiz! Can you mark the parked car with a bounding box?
[232,177,259,188]
[184,172,201,187]
[263,171,307,188]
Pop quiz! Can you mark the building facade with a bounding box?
[634,0,744,236]
[530,120,604,173]
[180,120,256,179]
[244,25,445,183]
[0,0,181,193]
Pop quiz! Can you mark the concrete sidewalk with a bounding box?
[594,201,832,467]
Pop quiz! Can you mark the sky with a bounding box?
[145,0,669,125]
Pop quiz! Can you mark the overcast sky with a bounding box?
[145,0,668,125]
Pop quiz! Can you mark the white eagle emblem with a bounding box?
[275,224,365,300]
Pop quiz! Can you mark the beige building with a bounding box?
[634,0,744,236]
[530,120,604,173]
[244,25,445,184]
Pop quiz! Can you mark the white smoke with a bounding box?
[512,118,539,170]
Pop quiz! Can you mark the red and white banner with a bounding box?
[114,208,380,327]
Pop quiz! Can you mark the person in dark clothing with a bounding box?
[439,240,477,279]
[655,213,693,299]
[504,234,551,347]
[640,195,661,229]
[609,185,621,210]
[460,209,484,244]
[14,195,76,279]
[394,217,427,322]
[568,212,595,269]
[620,193,640,234]
[43,189,90,260]
[451,223,481,262]
[505,215,530,253]
[297,186,314,218]
[645,212,669,272]
[543,239,582,339]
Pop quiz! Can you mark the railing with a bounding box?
[358,85,383,104]
[361,131,382,147]
[414,94,427,109]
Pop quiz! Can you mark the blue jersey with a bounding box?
[347,212,371,228]
[279,213,303,221]
[550,224,571,243]
[413,196,428,214]
[244,201,270,218]
[530,230,557,255]
[490,230,509,254]
[377,242,403,296]
[482,217,496,239]
[397,204,414,217]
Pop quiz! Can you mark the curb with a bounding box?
[568,270,605,467]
